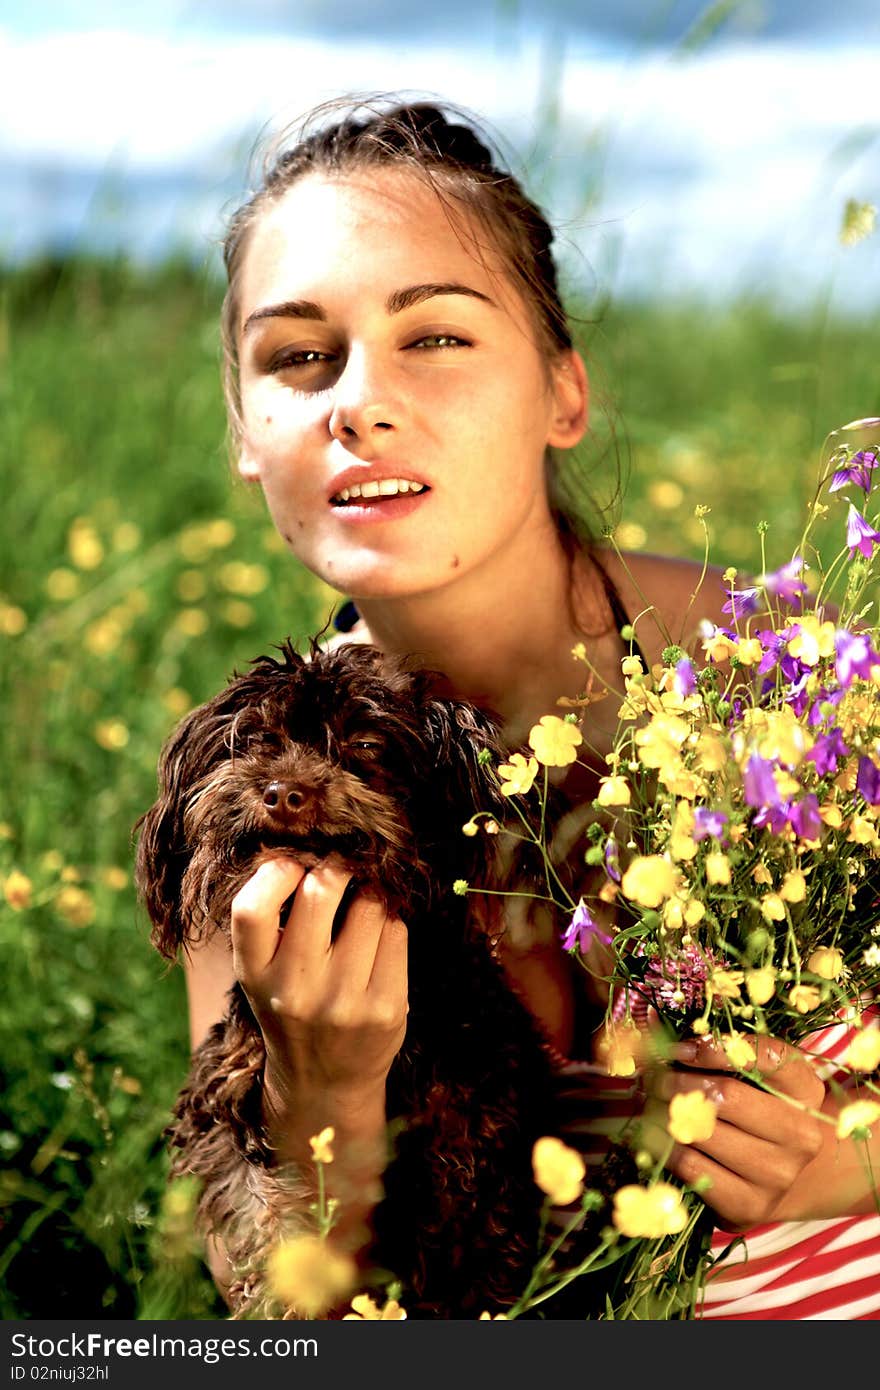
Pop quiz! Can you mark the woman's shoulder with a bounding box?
[591,546,729,664]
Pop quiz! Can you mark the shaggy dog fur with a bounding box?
[135,639,569,1320]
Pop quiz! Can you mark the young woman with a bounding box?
[182,96,880,1319]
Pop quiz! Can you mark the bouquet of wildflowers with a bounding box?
[468,419,880,1319]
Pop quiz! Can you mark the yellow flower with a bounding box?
[162,687,192,718]
[174,608,210,638]
[55,885,96,928]
[634,713,690,770]
[497,751,539,797]
[789,984,822,1014]
[702,629,738,664]
[752,862,773,886]
[217,560,269,596]
[843,1026,880,1072]
[621,855,680,908]
[68,518,104,571]
[596,775,631,807]
[0,604,27,636]
[722,1033,756,1069]
[848,814,880,848]
[705,852,731,886]
[220,599,255,629]
[612,1182,689,1239]
[779,870,807,903]
[309,1126,335,1165]
[708,969,744,1002]
[668,1091,718,1145]
[807,947,844,981]
[532,1136,586,1206]
[528,715,583,768]
[3,869,32,910]
[787,616,836,668]
[755,707,813,766]
[819,802,844,829]
[45,567,80,601]
[669,803,698,862]
[735,637,763,666]
[343,1293,407,1320]
[836,1100,880,1140]
[596,1018,647,1077]
[745,967,777,1006]
[694,729,727,773]
[621,655,645,678]
[100,865,128,891]
[267,1234,356,1318]
[177,569,207,602]
[93,719,129,751]
[760,893,786,923]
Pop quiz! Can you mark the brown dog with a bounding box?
[134,639,564,1319]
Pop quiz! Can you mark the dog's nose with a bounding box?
[262,780,305,819]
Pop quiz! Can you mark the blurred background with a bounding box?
[1,0,878,1319]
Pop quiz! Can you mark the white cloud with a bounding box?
[0,24,876,306]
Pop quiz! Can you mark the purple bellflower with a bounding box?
[846,505,880,560]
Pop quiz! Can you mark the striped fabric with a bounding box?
[700,1006,880,1320]
[550,1004,880,1320]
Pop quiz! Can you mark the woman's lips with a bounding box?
[328,490,431,522]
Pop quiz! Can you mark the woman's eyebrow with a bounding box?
[242,282,496,334]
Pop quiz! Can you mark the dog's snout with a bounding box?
[262,780,305,818]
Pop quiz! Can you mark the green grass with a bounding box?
[0,253,877,1319]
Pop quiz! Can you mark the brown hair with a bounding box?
[221,93,620,547]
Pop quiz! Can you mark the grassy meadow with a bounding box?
[0,252,878,1320]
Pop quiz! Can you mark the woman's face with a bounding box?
[235,169,586,601]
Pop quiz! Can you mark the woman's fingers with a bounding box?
[645,1034,827,1227]
[233,857,407,1012]
[230,857,307,979]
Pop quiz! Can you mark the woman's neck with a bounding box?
[352,529,616,748]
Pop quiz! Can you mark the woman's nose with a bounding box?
[328,347,400,447]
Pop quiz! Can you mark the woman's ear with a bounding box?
[547,348,589,449]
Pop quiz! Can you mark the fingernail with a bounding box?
[674,1041,698,1063]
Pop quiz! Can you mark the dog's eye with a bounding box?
[348,737,382,754]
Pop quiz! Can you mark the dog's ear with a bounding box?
[421,694,508,828]
[133,691,244,959]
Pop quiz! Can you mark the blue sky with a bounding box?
[1,1,877,308]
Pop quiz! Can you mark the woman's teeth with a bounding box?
[332,478,427,504]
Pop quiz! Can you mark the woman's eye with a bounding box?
[408,334,470,350]
[270,348,336,372]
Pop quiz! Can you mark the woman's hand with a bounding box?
[645,1034,827,1231]
[230,856,409,1141]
